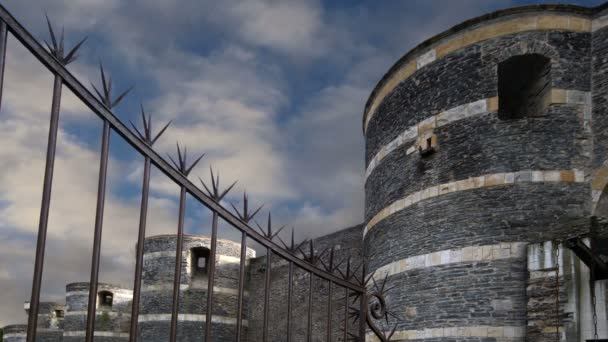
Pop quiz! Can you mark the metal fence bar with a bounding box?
[170,186,187,342]
[26,74,62,342]
[235,231,247,341]
[129,155,151,342]
[262,248,272,342]
[0,20,8,112]
[307,272,314,342]
[286,261,293,342]
[327,280,333,342]
[85,120,111,342]
[0,3,364,290]
[343,287,348,342]
[204,212,219,341]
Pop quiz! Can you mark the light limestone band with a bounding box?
[63,331,129,337]
[364,13,608,132]
[64,311,130,317]
[369,242,527,279]
[366,325,525,341]
[364,169,585,237]
[138,314,248,327]
[143,251,242,264]
[3,329,60,339]
[365,89,590,182]
[141,283,248,296]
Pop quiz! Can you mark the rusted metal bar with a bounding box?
[343,287,349,342]
[308,272,314,342]
[263,248,272,342]
[326,249,335,342]
[286,261,293,342]
[129,155,151,342]
[0,20,8,112]
[26,74,62,342]
[235,231,247,341]
[85,120,111,342]
[0,4,364,289]
[359,265,367,342]
[170,186,187,342]
[204,212,219,341]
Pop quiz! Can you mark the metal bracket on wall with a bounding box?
[563,237,608,280]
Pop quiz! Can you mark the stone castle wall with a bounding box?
[137,235,255,342]
[363,3,608,341]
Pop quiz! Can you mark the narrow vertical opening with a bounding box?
[97,290,113,309]
[191,247,210,281]
[498,54,551,119]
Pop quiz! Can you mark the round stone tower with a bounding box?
[363,3,608,341]
[63,282,132,341]
[137,235,255,342]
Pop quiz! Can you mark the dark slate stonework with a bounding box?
[363,5,608,341]
[378,259,527,330]
[365,105,589,220]
[365,30,592,164]
[365,184,590,272]
[245,225,364,342]
[592,25,608,168]
[138,235,253,342]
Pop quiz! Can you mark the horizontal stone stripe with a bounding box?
[63,331,129,337]
[137,314,248,326]
[365,89,589,180]
[369,242,526,278]
[66,290,132,297]
[64,311,130,317]
[364,14,595,133]
[364,169,584,237]
[3,329,63,339]
[366,325,525,341]
[141,283,248,296]
[3,333,27,338]
[143,251,242,264]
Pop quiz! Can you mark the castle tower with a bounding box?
[137,235,255,341]
[62,283,132,341]
[363,4,608,341]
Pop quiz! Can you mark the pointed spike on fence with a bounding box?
[64,36,87,64]
[219,180,237,201]
[267,212,272,237]
[91,83,104,103]
[254,220,266,237]
[151,120,171,145]
[59,27,65,57]
[111,85,133,109]
[198,176,213,198]
[209,166,217,196]
[167,153,180,171]
[185,153,204,176]
[129,120,146,142]
[229,201,244,221]
[45,14,58,51]
[107,76,113,102]
[140,104,149,134]
[99,62,108,100]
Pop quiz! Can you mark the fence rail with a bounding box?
[0,3,403,341]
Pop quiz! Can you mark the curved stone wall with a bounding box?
[363,4,608,341]
[63,283,132,342]
[137,235,255,342]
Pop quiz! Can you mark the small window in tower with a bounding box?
[498,54,551,119]
[191,247,210,279]
[55,309,64,318]
[97,291,113,309]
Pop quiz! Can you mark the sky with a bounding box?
[0,0,604,327]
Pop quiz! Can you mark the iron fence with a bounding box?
[0,4,401,341]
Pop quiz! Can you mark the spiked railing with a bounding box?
[0,4,406,342]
